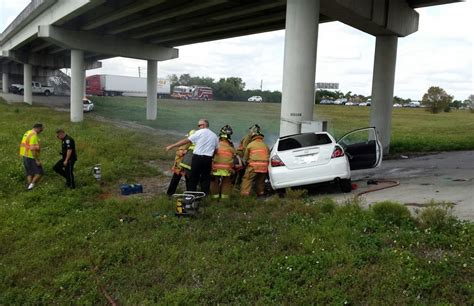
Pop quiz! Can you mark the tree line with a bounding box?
[168,74,473,111]
[168,73,282,103]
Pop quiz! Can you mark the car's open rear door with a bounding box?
[337,127,382,170]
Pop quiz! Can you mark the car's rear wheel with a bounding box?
[339,178,352,193]
[44,90,50,96]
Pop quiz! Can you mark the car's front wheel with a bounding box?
[339,178,352,193]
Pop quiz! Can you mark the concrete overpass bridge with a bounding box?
[0,0,463,153]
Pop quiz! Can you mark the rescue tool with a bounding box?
[173,191,206,217]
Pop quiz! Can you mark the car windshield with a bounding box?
[277,133,332,151]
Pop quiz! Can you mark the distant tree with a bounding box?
[315,89,338,103]
[178,74,192,85]
[344,91,352,100]
[393,96,404,104]
[168,74,179,88]
[450,100,463,109]
[421,86,453,113]
[334,90,345,99]
[467,94,474,112]
[214,77,246,101]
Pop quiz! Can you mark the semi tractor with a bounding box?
[86,74,170,97]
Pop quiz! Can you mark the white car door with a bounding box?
[337,127,382,170]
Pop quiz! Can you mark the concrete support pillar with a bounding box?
[71,49,84,122]
[23,64,32,104]
[146,60,157,120]
[370,36,398,154]
[280,0,320,136]
[2,73,9,93]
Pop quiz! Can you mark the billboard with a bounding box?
[316,82,339,90]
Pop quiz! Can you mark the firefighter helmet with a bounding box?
[219,125,233,140]
[250,124,263,139]
[248,124,261,134]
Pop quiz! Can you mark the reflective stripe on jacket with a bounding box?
[212,139,235,174]
[172,143,191,174]
[244,137,269,173]
[19,130,39,159]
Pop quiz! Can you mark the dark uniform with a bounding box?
[53,134,77,188]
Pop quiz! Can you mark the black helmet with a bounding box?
[248,124,261,134]
[219,125,233,140]
[250,124,264,138]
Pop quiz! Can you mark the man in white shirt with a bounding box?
[166,119,218,194]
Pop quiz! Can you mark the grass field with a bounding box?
[0,99,473,304]
[91,96,474,153]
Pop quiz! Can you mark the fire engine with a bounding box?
[171,85,213,101]
[171,85,193,99]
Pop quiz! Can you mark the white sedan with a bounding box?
[83,98,94,112]
[268,127,382,192]
[248,96,263,102]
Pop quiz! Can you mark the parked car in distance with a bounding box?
[248,95,263,102]
[268,127,382,193]
[320,99,334,104]
[333,98,347,105]
[393,103,402,108]
[10,81,54,96]
[358,102,370,106]
[407,101,421,108]
[83,98,94,112]
[345,101,357,106]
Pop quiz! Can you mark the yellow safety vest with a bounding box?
[19,130,40,159]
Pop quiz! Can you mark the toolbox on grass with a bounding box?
[120,183,143,195]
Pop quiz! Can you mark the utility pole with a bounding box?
[260,79,263,92]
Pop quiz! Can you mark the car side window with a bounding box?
[278,133,331,151]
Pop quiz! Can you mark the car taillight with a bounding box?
[331,146,345,158]
[271,155,285,167]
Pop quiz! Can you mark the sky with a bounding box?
[1,0,472,101]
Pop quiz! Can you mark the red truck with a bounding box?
[171,85,213,101]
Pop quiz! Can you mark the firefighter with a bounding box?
[166,129,195,196]
[240,127,270,197]
[210,125,239,200]
[234,124,261,187]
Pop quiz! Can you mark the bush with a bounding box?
[417,203,456,232]
[371,201,412,226]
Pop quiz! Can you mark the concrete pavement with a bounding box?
[333,151,474,221]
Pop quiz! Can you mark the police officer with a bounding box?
[53,128,77,189]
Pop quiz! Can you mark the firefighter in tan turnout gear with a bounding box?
[210,125,238,200]
[234,124,261,187]
[240,127,270,197]
[166,129,195,196]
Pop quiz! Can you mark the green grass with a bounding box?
[91,96,474,153]
[0,100,473,304]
